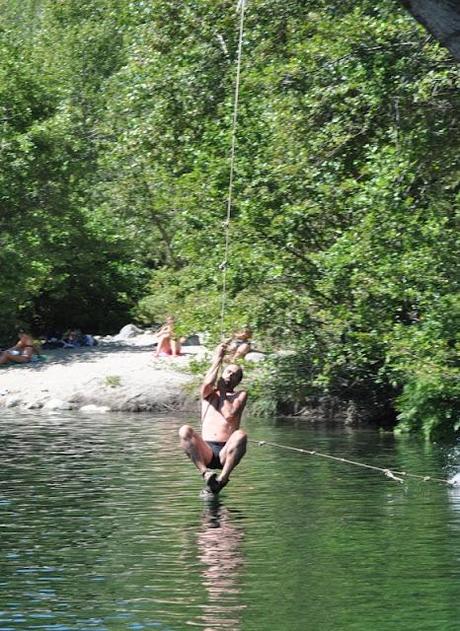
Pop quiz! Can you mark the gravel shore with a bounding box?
[0,334,209,413]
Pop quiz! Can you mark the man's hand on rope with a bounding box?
[215,341,229,360]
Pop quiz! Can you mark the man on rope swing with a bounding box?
[179,341,248,496]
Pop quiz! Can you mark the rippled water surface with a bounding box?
[0,410,459,630]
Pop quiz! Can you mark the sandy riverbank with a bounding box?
[0,333,209,413]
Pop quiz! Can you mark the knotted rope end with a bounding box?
[384,469,404,484]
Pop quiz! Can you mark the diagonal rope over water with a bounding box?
[219,0,247,339]
[249,439,456,486]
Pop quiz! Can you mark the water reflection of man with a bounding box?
[179,342,248,495]
[194,501,245,630]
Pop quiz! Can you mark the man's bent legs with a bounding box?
[218,430,247,486]
[179,425,213,476]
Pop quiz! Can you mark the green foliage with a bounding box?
[396,369,460,440]
[246,352,318,417]
[104,375,122,388]
[0,0,147,342]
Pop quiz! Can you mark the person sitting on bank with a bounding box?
[62,328,85,348]
[179,341,248,495]
[227,326,252,361]
[154,316,184,357]
[0,330,36,365]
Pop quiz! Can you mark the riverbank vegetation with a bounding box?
[0,0,458,438]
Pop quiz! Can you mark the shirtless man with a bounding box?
[178,342,248,495]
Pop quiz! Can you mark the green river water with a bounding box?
[0,410,459,630]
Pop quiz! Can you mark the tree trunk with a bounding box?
[400,0,460,61]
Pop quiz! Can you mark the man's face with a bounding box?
[221,364,242,388]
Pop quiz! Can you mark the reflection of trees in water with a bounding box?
[196,500,246,630]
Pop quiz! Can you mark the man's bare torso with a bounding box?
[201,389,247,442]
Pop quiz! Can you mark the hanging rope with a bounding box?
[219,0,247,339]
[249,438,456,486]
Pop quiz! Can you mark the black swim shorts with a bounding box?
[206,441,226,470]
